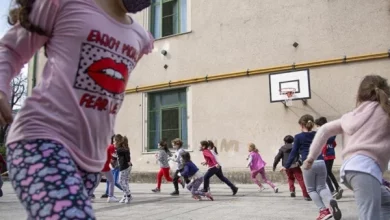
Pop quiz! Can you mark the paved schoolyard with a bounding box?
[0,182,358,220]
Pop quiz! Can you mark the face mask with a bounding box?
[122,0,152,13]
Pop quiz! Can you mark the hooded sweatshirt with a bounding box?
[247,151,266,171]
[308,101,390,172]
[273,143,299,170]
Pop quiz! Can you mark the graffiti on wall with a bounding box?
[209,139,240,153]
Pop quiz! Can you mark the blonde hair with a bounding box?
[248,143,259,152]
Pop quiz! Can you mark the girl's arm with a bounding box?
[307,119,343,161]
[0,0,60,98]
[246,155,253,167]
[211,150,221,165]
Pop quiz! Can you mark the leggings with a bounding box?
[251,167,276,189]
[102,171,115,197]
[187,177,205,196]
[157,167,173,189]
[203,166,235,191]
[105,168,122,195]
[325,159,340,193]
[119,167,131,196]
[7,139,100,220]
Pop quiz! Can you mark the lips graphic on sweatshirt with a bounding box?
[86,58,129,94]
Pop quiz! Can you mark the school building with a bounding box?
[27,0,390,180]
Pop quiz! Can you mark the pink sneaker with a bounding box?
[316,209,332,220]
[205,192,214,201]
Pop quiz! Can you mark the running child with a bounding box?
[180,152,213,201]
[304,75,390,220]
[315,117,343,200]
[204,140,221,192]
[200,141,238,195]
[248,143,278,193]
[0,0,153,218]
[115,134,132,204]
[273,135,310,200]
[281,115,341,220]
[152,140,174,193]
[169,138,186,195]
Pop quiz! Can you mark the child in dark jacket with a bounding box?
[273,135,310,200]
[180,152,213,201]
[315,117,343,200]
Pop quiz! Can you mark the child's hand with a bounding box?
[280,167,286,172]
[303,158,314,170]
[201,162,207,166]
[216,164,220,169]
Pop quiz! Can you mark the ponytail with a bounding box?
[8,0,48,36]
[376,88,390,117]
[208,140,218,155]
[122,136,129,150]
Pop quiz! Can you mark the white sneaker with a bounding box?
[107,196,119,203]
[125,195,132,204]
[259,186,266,192]
[119,196,126,203]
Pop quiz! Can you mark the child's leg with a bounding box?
[250,170,263,188]
[119,168,131,196]
[156,168,164,189]
[285,169,295,192]
[162,167,173,182]
[113,169,123,191]
[215,167,236,190]
[292,167,310,198]
[7,140,96,219]
[259,168,276,189]
[344,171,381,219]
[325,160,335,193]
[313,161,333,205]
[302,161,327,210]
[191,177,206,197]
[172,170,180,192]
[202,167,217,191]
[102,171,115,197]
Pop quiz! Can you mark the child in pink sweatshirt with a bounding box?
[304,75,390,220]
[247,143,278,193]
[0,0,153,219]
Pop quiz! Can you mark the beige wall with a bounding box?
[28,0,390,172]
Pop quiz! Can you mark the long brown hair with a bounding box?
[8,0,48,36]
[208,140,218,155]
[115,134,129,150]
[357,75,390,117]
[298,114,315,131]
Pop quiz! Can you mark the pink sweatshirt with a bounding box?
[203,149,218,168]
[247,151,266,171]
[308,101,390,172]
[0,0,153,172]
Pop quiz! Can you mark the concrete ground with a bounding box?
[0,182,358,220]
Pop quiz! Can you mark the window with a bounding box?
[150,0,188,38]
[148,88,187,150]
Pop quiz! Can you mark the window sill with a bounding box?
[142,149,193,154]
[154,31,192,41]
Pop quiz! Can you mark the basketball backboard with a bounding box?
[269,69,311,104]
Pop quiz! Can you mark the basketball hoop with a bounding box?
[280,88,296,107]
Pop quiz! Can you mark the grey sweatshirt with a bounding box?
[158,149,172,168]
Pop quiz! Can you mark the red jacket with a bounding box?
[322,141,337,160]
[203,149,218,168]
[102,144,116,172]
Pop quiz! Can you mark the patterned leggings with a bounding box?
[7,139,101,220]
[119,167,131,196]
[187,177,206,196]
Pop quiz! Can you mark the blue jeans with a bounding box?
[105,168,122,194]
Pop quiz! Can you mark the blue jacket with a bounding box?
[285,131,323,168]
[180,161,199,178]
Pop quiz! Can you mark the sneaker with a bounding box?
[107,196,119,203]
[274,187,279,193]
[0,189,3,197]
[170,191,179,196]
[151,188,161,193]
[91,194,95,199]
[329,199,342,220]
[180,179,185,189]
[192,195,201,200]
[119,196,126,203]
[124,195,132,204]
[232,187,238,196]
[316,209,332,220]
[205,192,214,201]
[290,191,296,197]
[259,186,266,192]
[101,194,108,198]
[304,197,312,201]
[335,189,343,200]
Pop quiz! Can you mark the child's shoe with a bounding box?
[290,191,296,197]
[151,188,161,193]
[119,195,126,203]
[205,192,214,201]
[192,195,201,200]
[335,189,343,200]
[170,191,179,196]
[124,195,132,204]
[304,196,312,201]
[329,199,342,220]
[107,196,119,203]
[274,187,279,193]
[316,208,332,220]
[259,186,266,192]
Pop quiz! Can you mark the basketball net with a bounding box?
[280,88,296,107]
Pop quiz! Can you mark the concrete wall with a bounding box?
[28,0,390,176]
